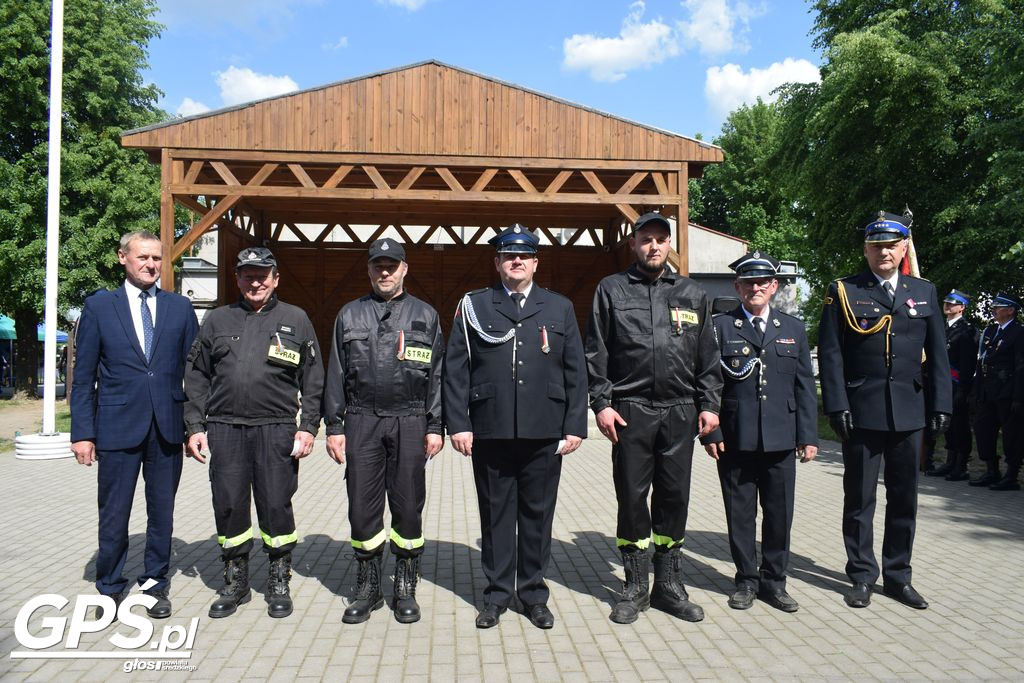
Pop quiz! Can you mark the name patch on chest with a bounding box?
[268,345,300,366]
[402,346,433,364]
[670,308,699,325]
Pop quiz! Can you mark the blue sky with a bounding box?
[146,0,822,141]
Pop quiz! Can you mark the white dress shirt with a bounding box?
[123,279,158,350]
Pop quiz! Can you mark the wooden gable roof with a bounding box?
[122,60,722,165]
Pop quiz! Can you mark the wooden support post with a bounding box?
[676,162,689,276]
[159,148,175,288]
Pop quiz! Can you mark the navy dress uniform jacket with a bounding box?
[704,307,817,451]
[946,317,978,401]
[72,285,199,449]
[443,285,588,440]
[975,320,1024,404]
[819,272,952,430]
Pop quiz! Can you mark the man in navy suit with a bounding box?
[71,231,199,619]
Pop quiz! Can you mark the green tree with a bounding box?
[774,1,1024,311]
[0,0,165,392]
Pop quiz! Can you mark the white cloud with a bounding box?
[176,97,211,117]
[215,66,299,106]
[704,58,820,115]
[377,0,427,10]
[322,35,348,50]
[563,2,680,82]
[677,0,765,56]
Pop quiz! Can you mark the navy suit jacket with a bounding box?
[71,284,199,450]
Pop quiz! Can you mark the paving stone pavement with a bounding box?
[2,432,1023,682]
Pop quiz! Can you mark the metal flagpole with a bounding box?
[16,0,72,459]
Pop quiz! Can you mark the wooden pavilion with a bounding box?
[121,60,723,342]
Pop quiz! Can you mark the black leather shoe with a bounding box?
[925,464,953,477]
[844,582,872,608]
[945,470,969,481]
[144,589,172,619]
[525,604,554,629]
[475,604,507,629]
[759,589,799,613]
[989,477,1021,491]
[95,592,125,621]
[969,472,1000,487]
[727,586,755,610]
[883,583,928,609]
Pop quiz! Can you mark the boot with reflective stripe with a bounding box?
[342,554,384,624]
[209,556,251,618]
[392,556,421,624]
[650,548,704,622]
[609,549,650,624]
[267,553,293,619]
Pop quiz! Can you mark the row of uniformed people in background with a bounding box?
[923,290,1024,491]
[71,214,1020,629]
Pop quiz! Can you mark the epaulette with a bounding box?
[464,287,489,297]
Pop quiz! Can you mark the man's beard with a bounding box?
[636,256,664,275]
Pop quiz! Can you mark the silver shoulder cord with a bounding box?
[713,318,762,381]
[459,293,518,375]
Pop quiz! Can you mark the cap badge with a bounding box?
[247,251,258,260]
[753,251,760,259]
[381,242,389,251]
[513,226,521,233]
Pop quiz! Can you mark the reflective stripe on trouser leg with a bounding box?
[345,413,389,559]
[650,403,696,547]
[208,423,255,560]
[252,423,300,558]
[386,415,429,558]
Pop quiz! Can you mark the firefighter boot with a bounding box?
[392,556,421,624]
[267,554,293,619]
[342,554,384,624]
[209,556,251,618]
[650,548,704,622]
[609,548,650,624]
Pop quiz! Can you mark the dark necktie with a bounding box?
[510,292,525,320]
[139,290,154,361]
[752,316,765,341]
[882,281,895,304]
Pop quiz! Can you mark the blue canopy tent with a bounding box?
[36,323,68,343]
[0,314,15,340]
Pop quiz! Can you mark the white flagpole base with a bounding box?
[15,432,73,460]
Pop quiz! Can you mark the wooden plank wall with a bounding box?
[264,243,634,360]
[124,63,720,164]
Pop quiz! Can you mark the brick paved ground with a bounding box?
[2,431,1023,682]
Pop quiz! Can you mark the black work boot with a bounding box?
[209,556,251,618]
[343,554,384,624]
[990,469,1022,491]
[650,548,704,622]
[267,554,294,618]
[609,549,650,624]
[392,556,421,624]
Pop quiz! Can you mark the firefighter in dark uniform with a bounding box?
[970,292,1024,490]
[819,211,951,610]
[443,224,588,630]
[924,290,978,480]
[585,211,723,625]
[701,252,818,613]
[185,247,324,619]
[323,238,444,625]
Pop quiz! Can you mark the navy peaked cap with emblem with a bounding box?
[367,237,407,262]
[632,212,672,234]
[236,247,277,268]
[943,289,971,306]
[992,292,1022,309]
[489,223,539,254]
[728,251,781,279]
[864,210,912,243]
